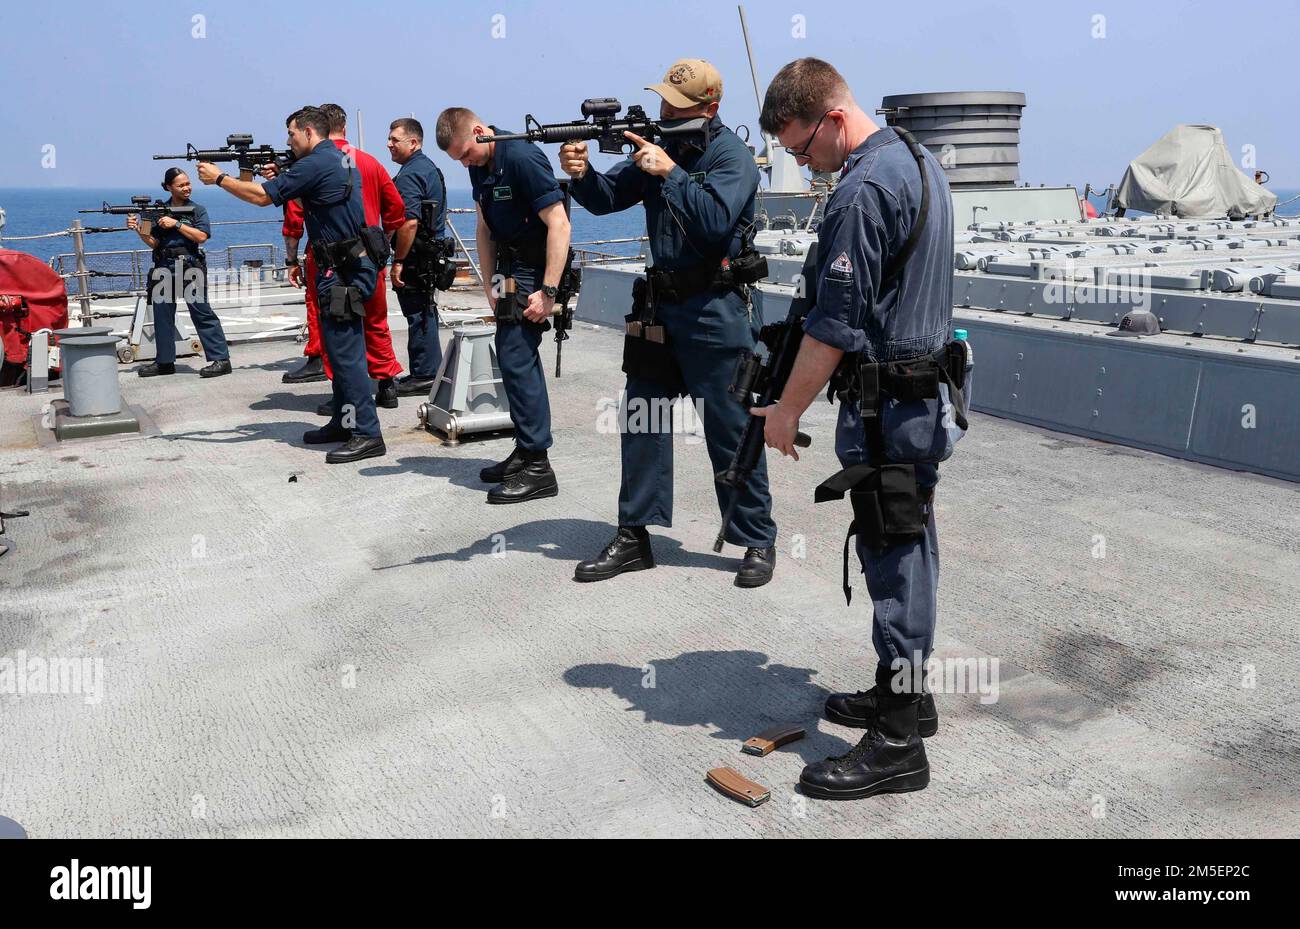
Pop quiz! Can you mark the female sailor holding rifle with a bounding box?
[128,167,232,378]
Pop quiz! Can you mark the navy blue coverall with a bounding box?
[393,148,448,380]
[805,127,956,670]
[469,131,564,452]
[264,140,381,439]
[570,116,777,548]
[147,199,230,365]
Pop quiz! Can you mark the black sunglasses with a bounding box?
[784,109,837,159]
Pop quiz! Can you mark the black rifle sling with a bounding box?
[879,126,930,289]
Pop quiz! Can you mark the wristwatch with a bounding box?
[541,285,559,299]
[285,256,299,267]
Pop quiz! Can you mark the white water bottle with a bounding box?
[953,328,974,371]
[953,328,974,420]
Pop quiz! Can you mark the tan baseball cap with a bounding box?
[646,59,723,108]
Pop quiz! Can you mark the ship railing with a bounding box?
[6,210,647,326]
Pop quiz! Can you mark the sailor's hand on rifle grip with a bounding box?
[258,163,280,180]
[625,132,675,178]
[196,162,221,185]
[559,141,589,180]
[750,402,807,461]
[126,214,140,231]
[524,290,553,323]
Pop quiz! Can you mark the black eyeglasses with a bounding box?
[784,109,837,159]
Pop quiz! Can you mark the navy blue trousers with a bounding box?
[835,404,941,669]
[318,261,381,438]
[396,287,443,380]
[618,288,777,548]
[494,265,553,452]
[148,262,229,365]
[496,318,552,452]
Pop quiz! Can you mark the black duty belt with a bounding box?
[645,246,768,304]
[646,263,731,304]
[816,340,969,604]
[311,235,367,271]
[497,238,547,273]
[853,343,969,434]
[153,245,203,265]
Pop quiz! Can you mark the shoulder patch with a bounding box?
[830,251,853,276]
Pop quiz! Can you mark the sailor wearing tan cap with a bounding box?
[561,59,779,589]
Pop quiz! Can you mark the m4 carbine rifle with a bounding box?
[79,196,195,234]
[477,98,710,155]
[552,256,581,378]
[408,198,458,295]
[712,243,818,552]
[153,133,296,181]
[80,196,196,220]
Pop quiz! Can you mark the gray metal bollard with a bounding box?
[52,326,114,338]
[60,335,123,417]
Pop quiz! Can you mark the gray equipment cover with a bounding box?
[1114,125,1278,220]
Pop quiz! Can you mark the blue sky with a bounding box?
[3,0,1296,189]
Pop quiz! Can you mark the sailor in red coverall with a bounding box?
[279,103,407,412]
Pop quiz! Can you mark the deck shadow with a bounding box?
[356,455,495,491]
[160,420,316,450]
[564,649,850,764]
[373,517,735,575]
[248,391,333,415]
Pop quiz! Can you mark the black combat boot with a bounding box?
[800,665,930,800]
[479,446,525,484]
[325,435,386,464]
[735,546,776,588]
[283,356,326,383]
[396,375,436,396]
[137,361,176,377]
[574,526,655,582]
[486,450,557,504]
[303,425,351,445]
[199,359,232,378]
[825,686,939,737]
[376,377,399,409]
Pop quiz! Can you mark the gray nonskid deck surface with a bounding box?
[2,327,1298,837]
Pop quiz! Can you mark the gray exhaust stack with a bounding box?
[879,91,1026,188]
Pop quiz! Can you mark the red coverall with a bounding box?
[283,138,405,380]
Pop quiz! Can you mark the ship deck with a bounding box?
[2,305,1298,838]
